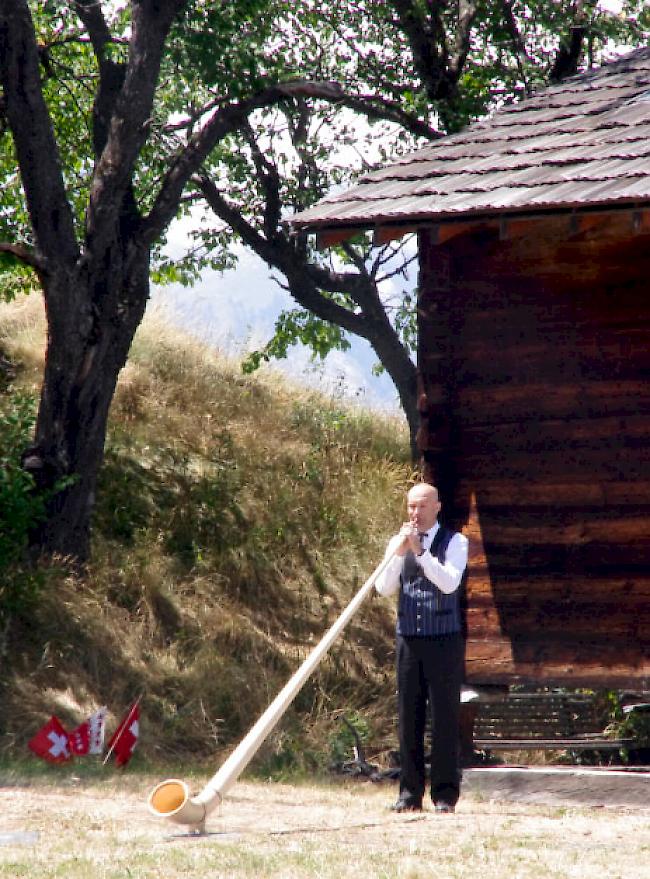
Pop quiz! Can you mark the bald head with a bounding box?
[408,483,438,504]
[406,483,441,532]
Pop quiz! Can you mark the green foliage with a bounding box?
[290,398,349,449]
[242,308,351,374]
[0,391,49,617]
[255,727,323,780]
[169,0,282,93]
[602,690,650,753]
[93,449,157,544]
[0,258,37,304]
[328,711,370,766]
[0,387,76,618]
[0,5,98,244]
[618,709,650,749]
[0,390,45,571]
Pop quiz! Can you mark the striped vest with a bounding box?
[397,526,463,637]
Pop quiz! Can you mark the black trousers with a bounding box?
[396,632,464,805]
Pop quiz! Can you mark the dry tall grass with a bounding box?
[1,295,414,771]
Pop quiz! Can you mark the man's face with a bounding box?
[407,485,440,533]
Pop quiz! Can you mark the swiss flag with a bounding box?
[106,701,140,767]
[28,716,72,763]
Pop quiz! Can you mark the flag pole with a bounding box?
[103,696,141,766]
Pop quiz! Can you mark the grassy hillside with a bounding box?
[0,295,413,773]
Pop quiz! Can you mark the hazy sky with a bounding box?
[151,240,408,416]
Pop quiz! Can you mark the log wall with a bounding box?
[417,215,650,688]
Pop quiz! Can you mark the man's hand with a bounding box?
[394,523,421,557]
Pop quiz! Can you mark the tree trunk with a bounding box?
[24,246,150,561]
[364,322,419,460]
[278,251,421,460]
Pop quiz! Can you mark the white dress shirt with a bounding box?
[375,521,468,597]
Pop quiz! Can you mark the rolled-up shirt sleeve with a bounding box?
[374,535,404,597]
[418,532,468,593]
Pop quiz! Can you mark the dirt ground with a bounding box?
[1,768,650,878]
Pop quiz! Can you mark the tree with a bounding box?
[0,0,370,560]
[160,0,648,456]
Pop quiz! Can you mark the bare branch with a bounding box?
[389,0,451,103]
[194,175,274,263]
[162,96,224,134]
[85,0,187,247]
[278,80,346,100]
[549,24,586,82]
[286,98,323,212]
[0,241,47,275]
[378,249,418,283]
[142,79,406,246]
[71,0,112,58]
[339,92,441,141]
[195,174,373,338]
[240,121,283,239]
[500,0,534,94]
[449,0,480,78]
[500,0,532,63]
[341,241,371,278]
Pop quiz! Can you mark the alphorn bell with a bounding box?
[147,551,395,833]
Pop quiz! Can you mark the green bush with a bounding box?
[619,709,650,748]
[604,690,650,748]
[0,390,45,571]
[328,712,371,766]
[0,390,53,619]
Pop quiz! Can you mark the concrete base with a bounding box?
[463,766,650,809]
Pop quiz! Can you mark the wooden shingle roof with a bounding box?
[293,47,650,233]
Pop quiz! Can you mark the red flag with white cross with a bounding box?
[105,700,140,767]
[28,716,72,763]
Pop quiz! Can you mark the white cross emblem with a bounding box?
[47,731,70,758]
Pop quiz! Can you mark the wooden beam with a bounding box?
[567,211,614,238]
[315,228,358,249]
[315,207,650,251]
[632,208,650,235]
[316,207,650,250]
[430,207,650,249]
[373,224,417,245]
[498,216,551,241]
[429,221,484,246]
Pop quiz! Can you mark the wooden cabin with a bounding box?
[294,48,650,690]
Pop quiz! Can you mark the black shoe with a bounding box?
[390,798,422,813]
[434,801,455,814]
[432,784,458,814]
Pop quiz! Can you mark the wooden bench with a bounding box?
[337,693,648,777]
[465,690,635,762]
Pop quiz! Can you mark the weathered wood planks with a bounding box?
[418,218,650,688]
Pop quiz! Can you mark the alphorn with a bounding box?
[147,551,395,832]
